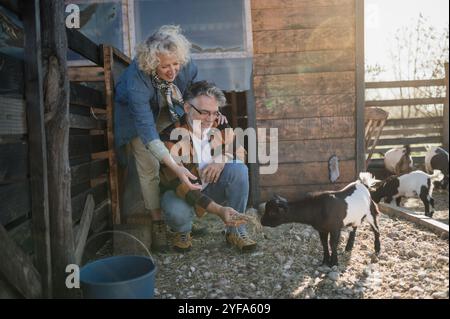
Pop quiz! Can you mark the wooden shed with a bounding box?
[252,0,364,201]
[61,0,365,203]
[0,0,366,298]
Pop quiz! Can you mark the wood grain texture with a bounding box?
[0,142,28,183]
[253,72,355,98]
[257,116,355,141]
[0,222,42,298]
[252,4,354,31]
[260,182,351,202]
[259,160,356,186]
[0,97,26,135]
[251,0,354,10]
[261,138,355,164]
[255,93,355,120]
[254,50,355,76]
[253,28,354,54]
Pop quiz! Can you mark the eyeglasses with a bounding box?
[188,102,220,118]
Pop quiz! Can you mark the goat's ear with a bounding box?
[274,194,287,202]
[273,194,283,201]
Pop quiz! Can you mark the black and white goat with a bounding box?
[425,146,449,189]
[370,170,444,218]
[261,173,381,267]
[384,145,414,175]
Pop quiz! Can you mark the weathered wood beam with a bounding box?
[0,52,24,96]
[70,159,108,187]
[379,203,449,237]
[0,223,42,298]
[69,83,105,109]
[443,63,449,151]
[69,134,108,159]
[355,0,365,172]
[0,0,20,15]
[21,0,52,298]
[71,182,108,224]
[102,45,121,224]
[0,142,28,184]
[365,97,446,107]
[376,136,442,146]
[0,97,27,135]
[74,195,94,265]
[385,117,443,126]
[69,114,106,130]
[246,70,260,207]
[68,67,105,82]
[366,78,446,89]
[40,0,76,298]
[0,181,30,225]
[66,28,103,66]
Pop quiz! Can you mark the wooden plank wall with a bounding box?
[251,0,357,201]
[0,50,111,261]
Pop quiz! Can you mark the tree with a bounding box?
[366,14,449,118]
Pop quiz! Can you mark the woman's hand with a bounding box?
[174,165,202,190]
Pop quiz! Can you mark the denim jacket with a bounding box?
[114,59,198,150]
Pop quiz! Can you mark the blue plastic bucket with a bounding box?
[80,255,156,299]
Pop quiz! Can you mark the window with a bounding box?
[131,0,253,91]
[65,1,125,63]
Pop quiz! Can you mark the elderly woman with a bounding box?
[114,25,218,251]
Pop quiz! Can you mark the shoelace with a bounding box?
[180,233,189,242]
[237,228,248,240]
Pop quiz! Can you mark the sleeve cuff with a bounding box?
[145,139,170,161]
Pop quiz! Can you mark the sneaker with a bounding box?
[226,229,257,252]
[151,220,169,252]
[173,232,192,252]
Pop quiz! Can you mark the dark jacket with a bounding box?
[158,115,246,217]
[114,59,198,148]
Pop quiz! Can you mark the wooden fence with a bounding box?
[365,63,449,169]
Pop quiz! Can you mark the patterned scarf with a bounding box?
[151,71,184,123]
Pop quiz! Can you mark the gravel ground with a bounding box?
[403,189,449,225]
[152,206,449,299]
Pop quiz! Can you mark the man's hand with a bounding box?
[174,165,202,190]
[218,206,241,226]
[201,162,225,183]
[217,112,228,125]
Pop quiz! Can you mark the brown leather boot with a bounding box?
[226,231,257,252]
[151,220,169,252]
[173,232,192,252]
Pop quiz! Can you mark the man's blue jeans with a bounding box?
[161,161,249,234]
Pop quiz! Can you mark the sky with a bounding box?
[365,0,449,80]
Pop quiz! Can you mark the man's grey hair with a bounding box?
[184,81,227,108]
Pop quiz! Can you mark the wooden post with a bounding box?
[230,92,238,128]
[21,0,52,298]
[355,0,366,172]
[443,63,449,151]
[0,223,42,298]
[246,70,260,208]
[74,195,95,264]
[102,45,121,225]
[40,0,76,298]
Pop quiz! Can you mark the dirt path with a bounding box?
[153,209,449,299]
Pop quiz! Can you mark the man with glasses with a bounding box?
[158,81,257,252]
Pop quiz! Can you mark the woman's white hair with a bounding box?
[136,25,191,74]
